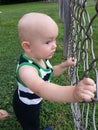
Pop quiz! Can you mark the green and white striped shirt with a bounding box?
[16,54,53,105]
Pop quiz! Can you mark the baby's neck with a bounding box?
[24,53,46,68]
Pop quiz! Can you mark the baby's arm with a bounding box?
[53,57,76,77]
[19,65,96,103]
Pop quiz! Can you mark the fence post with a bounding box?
[63,0,71,58]
[58,0,64,22]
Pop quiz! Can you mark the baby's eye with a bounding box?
[45,41,51,44]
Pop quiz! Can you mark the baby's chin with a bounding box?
[46,55,54,59]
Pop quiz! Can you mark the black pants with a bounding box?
[13,88,41,130]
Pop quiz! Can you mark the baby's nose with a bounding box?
[51,42,57,49]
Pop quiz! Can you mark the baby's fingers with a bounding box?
[83,78,95,86]
[82,78,96,92]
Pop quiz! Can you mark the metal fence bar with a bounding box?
[63,0,72,58]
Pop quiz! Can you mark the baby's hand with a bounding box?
[0,109,9,120]
[65,57,77,68]
[74,78,96,102]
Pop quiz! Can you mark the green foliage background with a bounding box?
[0,2,98,130]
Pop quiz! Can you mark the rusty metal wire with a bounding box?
[59,0,98,129]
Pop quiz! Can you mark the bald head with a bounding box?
[18,12,58,43]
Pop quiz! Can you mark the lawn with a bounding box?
[0,2,98,130]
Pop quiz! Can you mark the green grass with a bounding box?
[0,2,98,130]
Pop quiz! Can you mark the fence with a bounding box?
[58,0,98,130]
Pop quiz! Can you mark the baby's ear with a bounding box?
[21,41,31,52]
